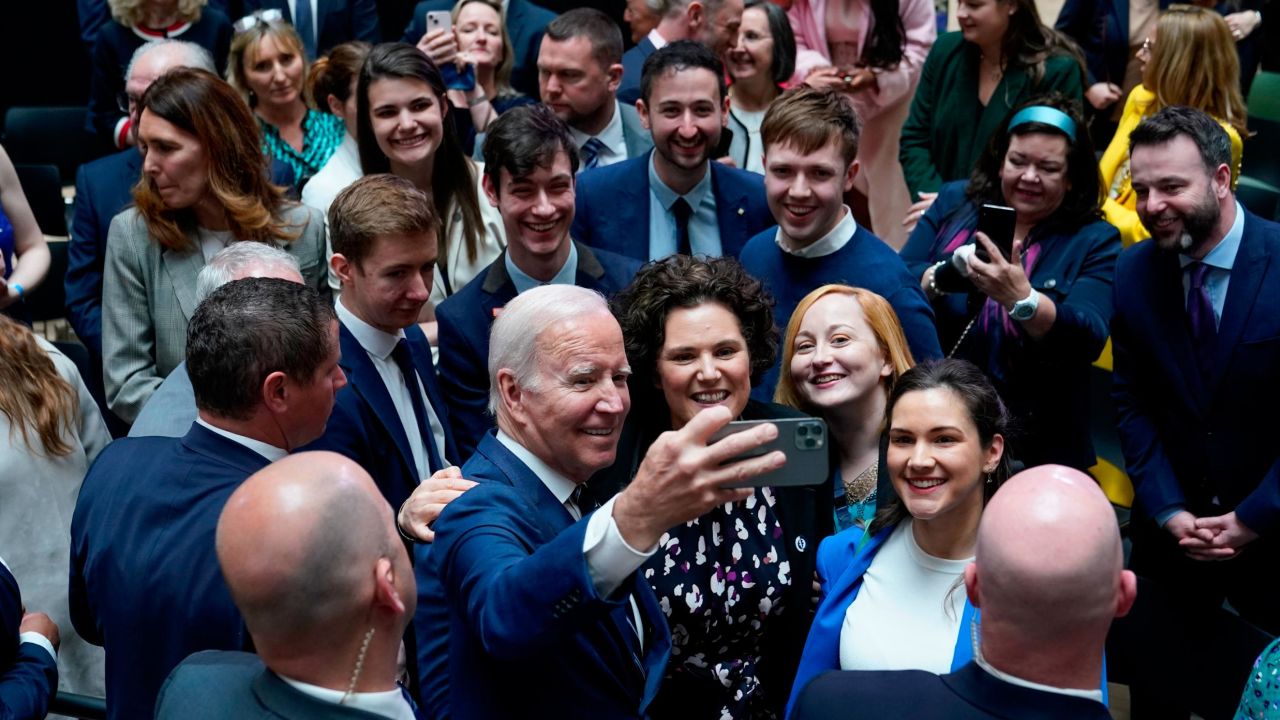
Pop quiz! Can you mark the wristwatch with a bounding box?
[1008,289,1040,321]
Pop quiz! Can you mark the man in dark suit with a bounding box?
[792,465,1133,720]
[415,284,787,719]
[617,0,742,103]
[539,9,653,170]
[1112,106,1280,717]
[243,0,380,58]
[305,175,470,529]
[573,41,773,263]
[155,452,423,720]
[437,104,640,459]
[402,0,554,99]
[0,560,59,720]
[67,39,296,366]
[69,278,345,720]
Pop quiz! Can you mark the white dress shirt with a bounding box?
[337,301,450,479]
[569,101,628,169]
[774,205,857,258]
[974,645,1106,704]
[196,418,289,462]
[280,676,418,720]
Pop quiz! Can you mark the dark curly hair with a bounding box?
[611,255,778,391]
[966,92,1102,234]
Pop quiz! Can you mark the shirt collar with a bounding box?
[195,418,288,462]
[278,675,415,720]
[504,242,578,295]
[646,28,669,49]
[495,429,578,505]
[1179,201,1244,272]
[569,101,626,158]
[973,645,1106,704]
[774,206,857,258]
[648,153,713,213]
[337,298,405,361]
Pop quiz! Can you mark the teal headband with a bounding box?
[1008,106,1077,141]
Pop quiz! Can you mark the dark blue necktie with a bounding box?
[391,339,445,474]
[672,197,693,256]
[1187,262,1217,375]
[580,137,606,170]
[293,0,316,59]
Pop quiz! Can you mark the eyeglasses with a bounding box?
[116,91,141,115]
[1138,36,1154,58]
[233,8,285,34]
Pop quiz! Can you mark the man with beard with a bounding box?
[572,41,773,263]
[1111,105,1280,718]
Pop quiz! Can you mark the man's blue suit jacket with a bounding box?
[402,0,554,99]
[244,0,381,57]
[69,423,267,720]
[571,152,774,263]
[66,149,297,358]
[1112,210,1280,537]
[435,242,641,462]
[0,563,57,720]
[305,321,458,510]
[413,432,671,719]
[617,36,655,105]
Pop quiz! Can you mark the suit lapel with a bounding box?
[477,435,576,536]
[1209,215,1268,391]
[181,423,273,476]
[574,241,607,284]
[161,246,204,323]
[338,321,419,482]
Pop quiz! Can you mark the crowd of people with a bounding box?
[2,0,1280,718]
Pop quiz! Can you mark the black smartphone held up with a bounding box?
[975,203,1017,262]
[708,417,829,488]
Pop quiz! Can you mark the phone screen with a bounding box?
[976,204,1016,262]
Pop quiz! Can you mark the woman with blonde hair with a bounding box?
[103,68,329,423]
[227,12,345,183]
[777,284,915,532]
[1100,4,1247,246]
[0,315,110,699]
[87,0,233,149]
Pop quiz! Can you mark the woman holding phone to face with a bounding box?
[608,254,831,719]
[900,94,1119,470]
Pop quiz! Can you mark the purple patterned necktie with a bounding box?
[1187,262,1217,374]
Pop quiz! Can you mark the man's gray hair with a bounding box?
[487,285,611,415]
[195,242,301,304]
[125,39,217,82]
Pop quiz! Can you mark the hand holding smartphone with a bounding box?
[975,203,1016,263]
[709,417,829,488]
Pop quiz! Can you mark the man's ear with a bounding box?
[686,0,706,31]
[482,173,500,208]
[636,99,651,131]
[331,253,356,287]
[843,158,860,193]
[607,63,624,93]
[261,370,289,415]
[373,557,407,616]
[495,368,526,424]
[964,562,981,608]
[1213,162,1232,201]
[720,93,731,127]
[1114,569,1138,618]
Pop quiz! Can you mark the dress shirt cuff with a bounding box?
[19,633,56,661]
[1155,506,1186,528]
[583,495,657,598]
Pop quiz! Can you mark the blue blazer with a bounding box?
[67,150,297,359]
[435,242,641,462]
[0,563,57,720]
[572,153,774,263]
[244,0,381,57]
[305,321,458,510]
[69,423,267,720]
[788,526,978,717]
[1112,211,1280,536]
[402,0,554,99]
[900,181,1121,470]
[414,432,671,719]
[618,37,655,105]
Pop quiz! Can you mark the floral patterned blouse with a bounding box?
[1237,637,1280,719]
[642,486,792,719]
[258,109,345,184]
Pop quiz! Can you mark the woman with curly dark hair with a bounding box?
[606,254,831,720]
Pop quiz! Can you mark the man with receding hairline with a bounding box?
[155,451,422,719]
[792,465,1133,719]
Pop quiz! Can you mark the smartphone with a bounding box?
[975,203,1016,262]
[425,10,451,34]
[709,417,829,488]
[440,62,476,91]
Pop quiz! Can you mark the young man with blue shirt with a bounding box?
[739,86,942,398]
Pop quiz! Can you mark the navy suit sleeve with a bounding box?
[0,646,58,720]
[66,165,107,356]
[1053,0,1104,84]
[1034,223,1120,363]
[1110,253,1186,522]
[435,304,492,463]
[435,486,631,660]
[68,484,104,648]
[349,0,382,43]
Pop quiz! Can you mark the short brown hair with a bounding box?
[761,85,860,166]
[328,174,439,267]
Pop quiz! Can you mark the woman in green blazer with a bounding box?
[899,0,1085,219]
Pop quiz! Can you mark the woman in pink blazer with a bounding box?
[788,0,936,248]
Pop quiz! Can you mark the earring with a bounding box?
[986,472,993,485]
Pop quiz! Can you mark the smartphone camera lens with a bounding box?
[797,426,809,436]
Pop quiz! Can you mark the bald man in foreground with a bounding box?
[792,466,1136,720]
[154,452,424,720]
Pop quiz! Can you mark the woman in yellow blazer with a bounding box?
[1099,5,1247,246]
